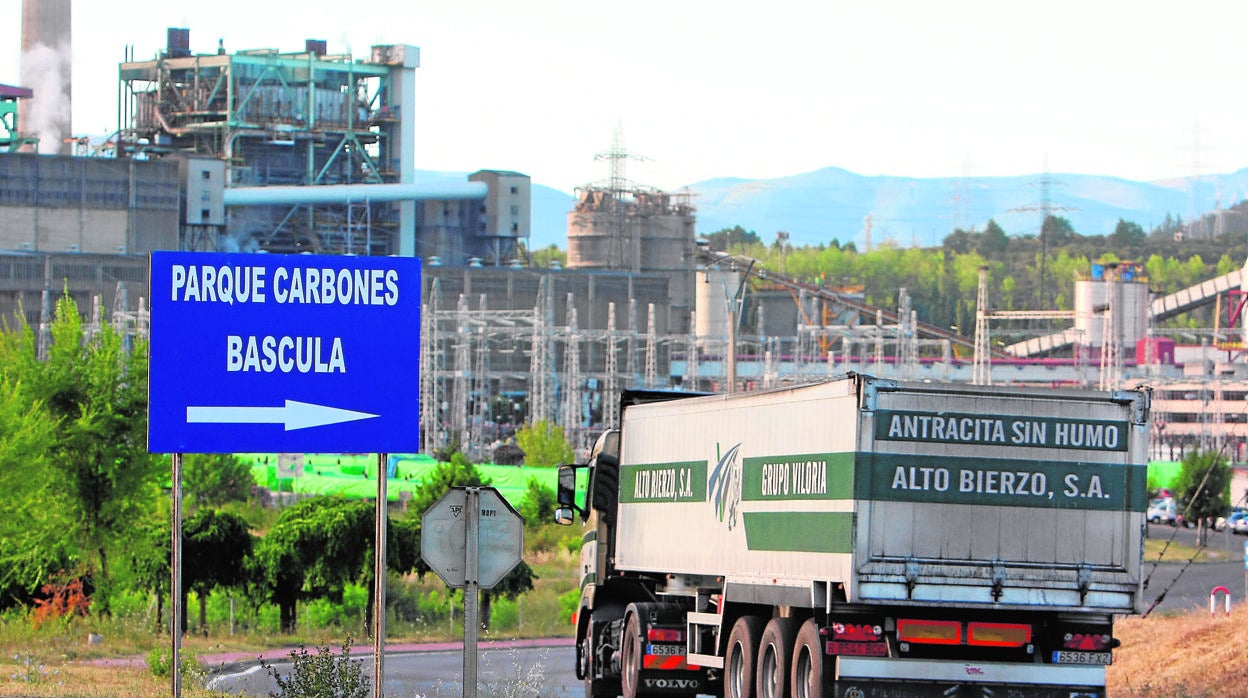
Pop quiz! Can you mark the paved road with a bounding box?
[205,525,1246,696]
[206,638,579,697]
[1142,521,1248,614]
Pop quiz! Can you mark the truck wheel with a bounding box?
[725,615,764,698]
[621,611,648,698]
[790,619,823,698]
[757,617,797,698]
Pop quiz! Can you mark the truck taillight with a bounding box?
[831,622,884,642]
[1063,632,1114,651]
[897,619,961,645]
[968,622,1031,647]
[648,628,684,643]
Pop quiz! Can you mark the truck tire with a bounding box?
[790,619,823,698]
[621,611,648,698]
[757,617,797,698]
[725,615,765,698]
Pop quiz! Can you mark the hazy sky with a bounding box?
[3,0,1247,194]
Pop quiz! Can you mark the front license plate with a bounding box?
[1052,650,1112,665]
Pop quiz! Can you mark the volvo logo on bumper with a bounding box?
[643,677,702,690]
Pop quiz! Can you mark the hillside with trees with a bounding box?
[701,215,1247,339]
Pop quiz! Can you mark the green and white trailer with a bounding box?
[556,373,1149,698]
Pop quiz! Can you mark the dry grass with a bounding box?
[1110,602,1248,697]
[0,664,223,697]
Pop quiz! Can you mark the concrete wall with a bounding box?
[0,154,179,254]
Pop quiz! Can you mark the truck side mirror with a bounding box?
[554,464,583,525]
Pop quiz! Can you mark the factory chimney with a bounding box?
[21,0,72,155]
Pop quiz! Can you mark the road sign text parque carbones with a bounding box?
[147,251,422,454]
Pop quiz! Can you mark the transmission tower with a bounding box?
[627,299,639,384]
[645,303,658,388]
[604,303,620,429]
[421,280,441,453]
[594,127,649,271]
[973,267,992,385]
[468,295,489,461]
[528,277,553,424]
[684,310,698,390]
[451,294,471,447]
[1009,164,1076,309]
[562,297,582,443]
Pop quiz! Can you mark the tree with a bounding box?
[519,477,557,526]
[0,322,64,609]
[182,509,253,636]
[131,522,170,632]
[1041,215,1077,246]
[1110,219,1146,247]
[530,243,566,270]
[252,497,373,634]
[977,219,1009,255]
[19,295,161,605]
[702,226,761,251]
[183,453,256,508]
[942,228,972,255]
[1174,450,1232,546]
[516,420,574,466]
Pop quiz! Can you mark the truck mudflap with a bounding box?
[831,656,1105,698]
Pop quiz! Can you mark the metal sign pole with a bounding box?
[171,452,183,698]
[374,453,388,697]
[463,487,480,698]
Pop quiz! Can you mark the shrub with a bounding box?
[262,638,370,698]
[558,588,580,625]
[146,647,202,683]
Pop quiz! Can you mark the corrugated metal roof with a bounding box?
[0,84,33,99]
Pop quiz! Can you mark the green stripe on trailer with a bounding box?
[743,511,854,553]
[619,461,708,503]
[875,410,1130,452]
[857,453,1149,511]
[741,452,855,501]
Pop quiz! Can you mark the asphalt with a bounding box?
[85,636,576,675]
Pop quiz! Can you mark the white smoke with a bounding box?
[20,40,72,154]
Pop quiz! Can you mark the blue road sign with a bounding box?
[148,251,422,454]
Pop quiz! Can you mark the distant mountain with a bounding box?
[687,167,1248,249]
[422,167,1248,252]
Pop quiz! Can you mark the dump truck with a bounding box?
[555,374,1149,698]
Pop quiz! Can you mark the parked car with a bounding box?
[1147,497,1178,525]
[1227,511,1248,535]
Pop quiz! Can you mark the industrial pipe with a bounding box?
[223,181,488,206]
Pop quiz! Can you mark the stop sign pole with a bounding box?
[463,488,481,697]
[422,486,524,697]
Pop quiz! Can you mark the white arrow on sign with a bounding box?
[186,400,379,431]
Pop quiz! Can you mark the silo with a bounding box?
[21,0,72,155]
[696,268,739,351]
[1073,264,1151,348]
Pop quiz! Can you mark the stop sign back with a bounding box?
[421,487,524,589]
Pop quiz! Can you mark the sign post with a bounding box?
[422,487,525,696]
[147,251,421,698]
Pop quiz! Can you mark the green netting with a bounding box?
[1148,460,1182,491]
[241,453,559,507]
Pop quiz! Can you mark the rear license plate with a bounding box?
[647,644,683,656]
[1052,650,1111,665]
[826,641,888,657]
